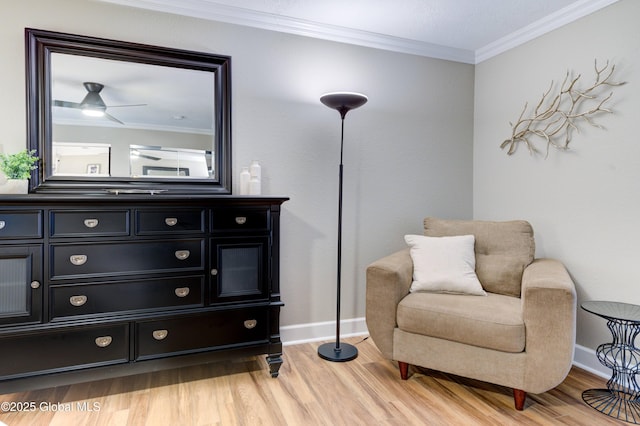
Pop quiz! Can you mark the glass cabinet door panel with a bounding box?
[0,246,42,326]
[219,246,261,296]
[0,258,29,317]
[210,237,268,303]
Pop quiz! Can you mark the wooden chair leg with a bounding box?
[513,389,526,410]
[398,361,409,380]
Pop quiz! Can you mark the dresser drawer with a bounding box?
[136,208,205,235]
[50,239,204,280]
[50,210,129,237]
[211,207,269,232]
[0,324,128,379]
[135,307,269,360]
[0,211,42,239]
[50,276,204,319]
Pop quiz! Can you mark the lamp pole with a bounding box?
[317,92,368,362]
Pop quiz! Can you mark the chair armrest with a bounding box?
[366,249,413,359]
[521,258,577,392]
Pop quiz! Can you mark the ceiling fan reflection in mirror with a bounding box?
[53,82,146,124]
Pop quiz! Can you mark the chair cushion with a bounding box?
[396,292,525,353]
[423,217,534,297]
[404,234,486,296]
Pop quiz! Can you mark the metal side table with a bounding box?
[581,301,640,423]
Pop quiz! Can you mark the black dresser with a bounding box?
[0,194,287,393]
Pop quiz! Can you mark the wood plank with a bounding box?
[0,337,622,425]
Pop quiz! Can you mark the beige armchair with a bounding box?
[366,217,576,410]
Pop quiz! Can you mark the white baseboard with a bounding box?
[572,344,610,379]
[281,320,612,381]
[280,317,368,346]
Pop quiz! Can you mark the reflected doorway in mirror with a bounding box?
[52,142,111,177]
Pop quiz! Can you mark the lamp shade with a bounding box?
[320,92,368,119]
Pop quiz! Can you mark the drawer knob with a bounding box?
[210,268,218,276]
[165,217,178,226]
[70,295,88,306]
[235,216,247,225]
[30,281,41,289]
[70,254,88,266]
[175,250,190,260]
[84,218,99,228]
[244,319,257,329]
[152,329,168,340]
[174,287,190,297]
[0,220,5,230]
[95,336,112,348]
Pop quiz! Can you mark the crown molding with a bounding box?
[475,0,620,63]
[98,0,619,65]
[96,0,476,62]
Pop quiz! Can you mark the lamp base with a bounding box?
[317,342,358,362]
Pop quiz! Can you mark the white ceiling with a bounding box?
[99,0,619,63]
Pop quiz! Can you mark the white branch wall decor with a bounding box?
[501,60,626,157]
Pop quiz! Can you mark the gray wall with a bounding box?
[474,0,639,353]
[1,0,474,329]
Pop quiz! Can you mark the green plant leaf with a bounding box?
[0,149,39,180]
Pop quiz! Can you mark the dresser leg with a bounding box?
[266,354,283,377]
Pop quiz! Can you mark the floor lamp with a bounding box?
[317,91,368,362]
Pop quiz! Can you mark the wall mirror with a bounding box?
[26,28,231,194]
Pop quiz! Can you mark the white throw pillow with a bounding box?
[405,234,486,296]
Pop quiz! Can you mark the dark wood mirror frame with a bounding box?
[25,28,232,194]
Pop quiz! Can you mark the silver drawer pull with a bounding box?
[0,220,5,230]
[165,217,178,226]
[95,336,112,348]
[84,218,99,228]
[30,281,40,289]
[175,250,190,260]
[174,287,190,297]
[70,254,88,266]
[70,295,88,306]
[235,216,247,225]
[152,329,168,340]
[244,319,257,329]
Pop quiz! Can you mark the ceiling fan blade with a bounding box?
[55,82,144,125]
[53,100,82,109]
[139,154,161,161]
[130,149,161,161]
[105,112,124,125]
[107,103,148,108]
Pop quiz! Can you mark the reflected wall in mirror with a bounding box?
[26,28,231,193]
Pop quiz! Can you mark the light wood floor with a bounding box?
[0,336,624,425]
